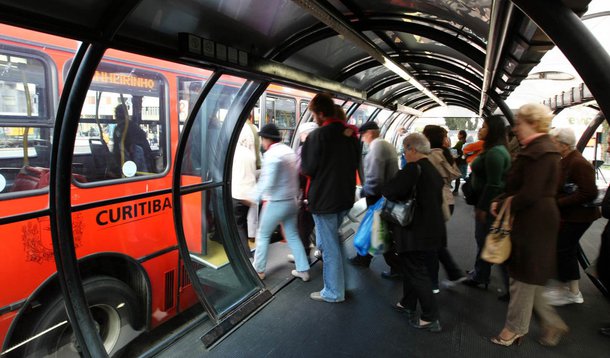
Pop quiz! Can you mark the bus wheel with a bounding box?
[22,276,141,357]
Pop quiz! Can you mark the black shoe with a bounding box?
[498,293,510,302]
[600,327,610,337]
[349,254,371,268]
[381,271,402,280]
[392,302,416,319]
[462,278,489,289]
[409,318,442,333]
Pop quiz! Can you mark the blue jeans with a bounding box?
[253,199,310,273]
[313,210,348,302]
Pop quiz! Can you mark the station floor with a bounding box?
[156,196,610,358]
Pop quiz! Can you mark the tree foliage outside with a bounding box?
[444,117,480,130]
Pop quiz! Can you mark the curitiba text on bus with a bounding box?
[96,197,172,226]
[93,70,156,90]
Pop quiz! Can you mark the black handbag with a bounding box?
[462,175,478,205]
[380,164,420,227]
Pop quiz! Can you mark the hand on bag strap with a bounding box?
[491,197,513,233]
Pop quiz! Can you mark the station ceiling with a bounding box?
[0,0,594,116]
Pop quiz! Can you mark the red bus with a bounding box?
[0,23,314,356]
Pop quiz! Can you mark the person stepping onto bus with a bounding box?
[250,123,310,281]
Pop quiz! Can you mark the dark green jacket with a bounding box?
[471,145,511,212]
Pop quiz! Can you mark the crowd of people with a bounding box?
[233,94,610,346]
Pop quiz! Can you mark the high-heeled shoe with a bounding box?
[491,333,524,346]
[462,278,489,289]
[539,326,568,346]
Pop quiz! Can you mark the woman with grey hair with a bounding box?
[490,103,568,347]
[382,133,446,332]
[544,127,599,306]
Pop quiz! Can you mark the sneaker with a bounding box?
[291,270,310,282]
[309,291,344,303]
[547,290,584,306]
[432,288,440,294]
[287,254,295,263]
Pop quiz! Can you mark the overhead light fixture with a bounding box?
[292,0,446,107]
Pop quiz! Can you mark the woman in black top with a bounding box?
[382,133,446,332]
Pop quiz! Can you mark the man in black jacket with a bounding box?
[301,93,360,303]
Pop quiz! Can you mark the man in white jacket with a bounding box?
[250,123,310,281]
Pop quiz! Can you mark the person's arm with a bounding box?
[251,155,280,203]
[301,133,319,177]
[477,148,508,211]
[557,158,598,208]
[511,154,556,213]
[362,143,384,196]
[382,163,418,201]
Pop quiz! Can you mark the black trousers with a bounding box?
[399,251,439,322]
[232,199,252,258]
[557,221,592,281]
[426,205,464,285]
[297,203,314,256]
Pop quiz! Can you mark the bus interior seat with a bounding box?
[89,138,118,180]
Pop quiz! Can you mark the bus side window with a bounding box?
[0,49,53,195]
[72,57,168,183]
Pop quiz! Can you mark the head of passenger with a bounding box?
[422,125,448,149]
[514,103,553,143]
[258,123,282,151]
[423,124,453,164]
[458,129,467,142]
[402,132,431,163]
[298,121,319,143]
[358,121,380,144]
[334,104,347,122]
[114,104,129,125]
[308,93,335,126]
[549,127,576,157]
[482,115,508,151]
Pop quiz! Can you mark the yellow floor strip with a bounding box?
[190,239,256,269]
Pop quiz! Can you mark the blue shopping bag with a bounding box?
[353,198,385,256]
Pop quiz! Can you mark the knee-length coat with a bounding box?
[501,134,561,285]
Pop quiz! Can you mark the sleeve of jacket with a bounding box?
[382,163,417,201]
[251,155,280,203]
[477,148,507,211]
[511,154,557,213]
[301,132,320,178]
[557,157,598,208]
[362,143,384,196]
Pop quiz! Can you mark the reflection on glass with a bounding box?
[180,77,243,184]
[181,188,257,314]
[71,58,168,182]
[0,49,52,195]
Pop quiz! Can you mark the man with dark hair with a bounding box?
[302,93,360,302]
[251,123,310,281]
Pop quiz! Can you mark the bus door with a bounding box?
[175,74,269,346]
